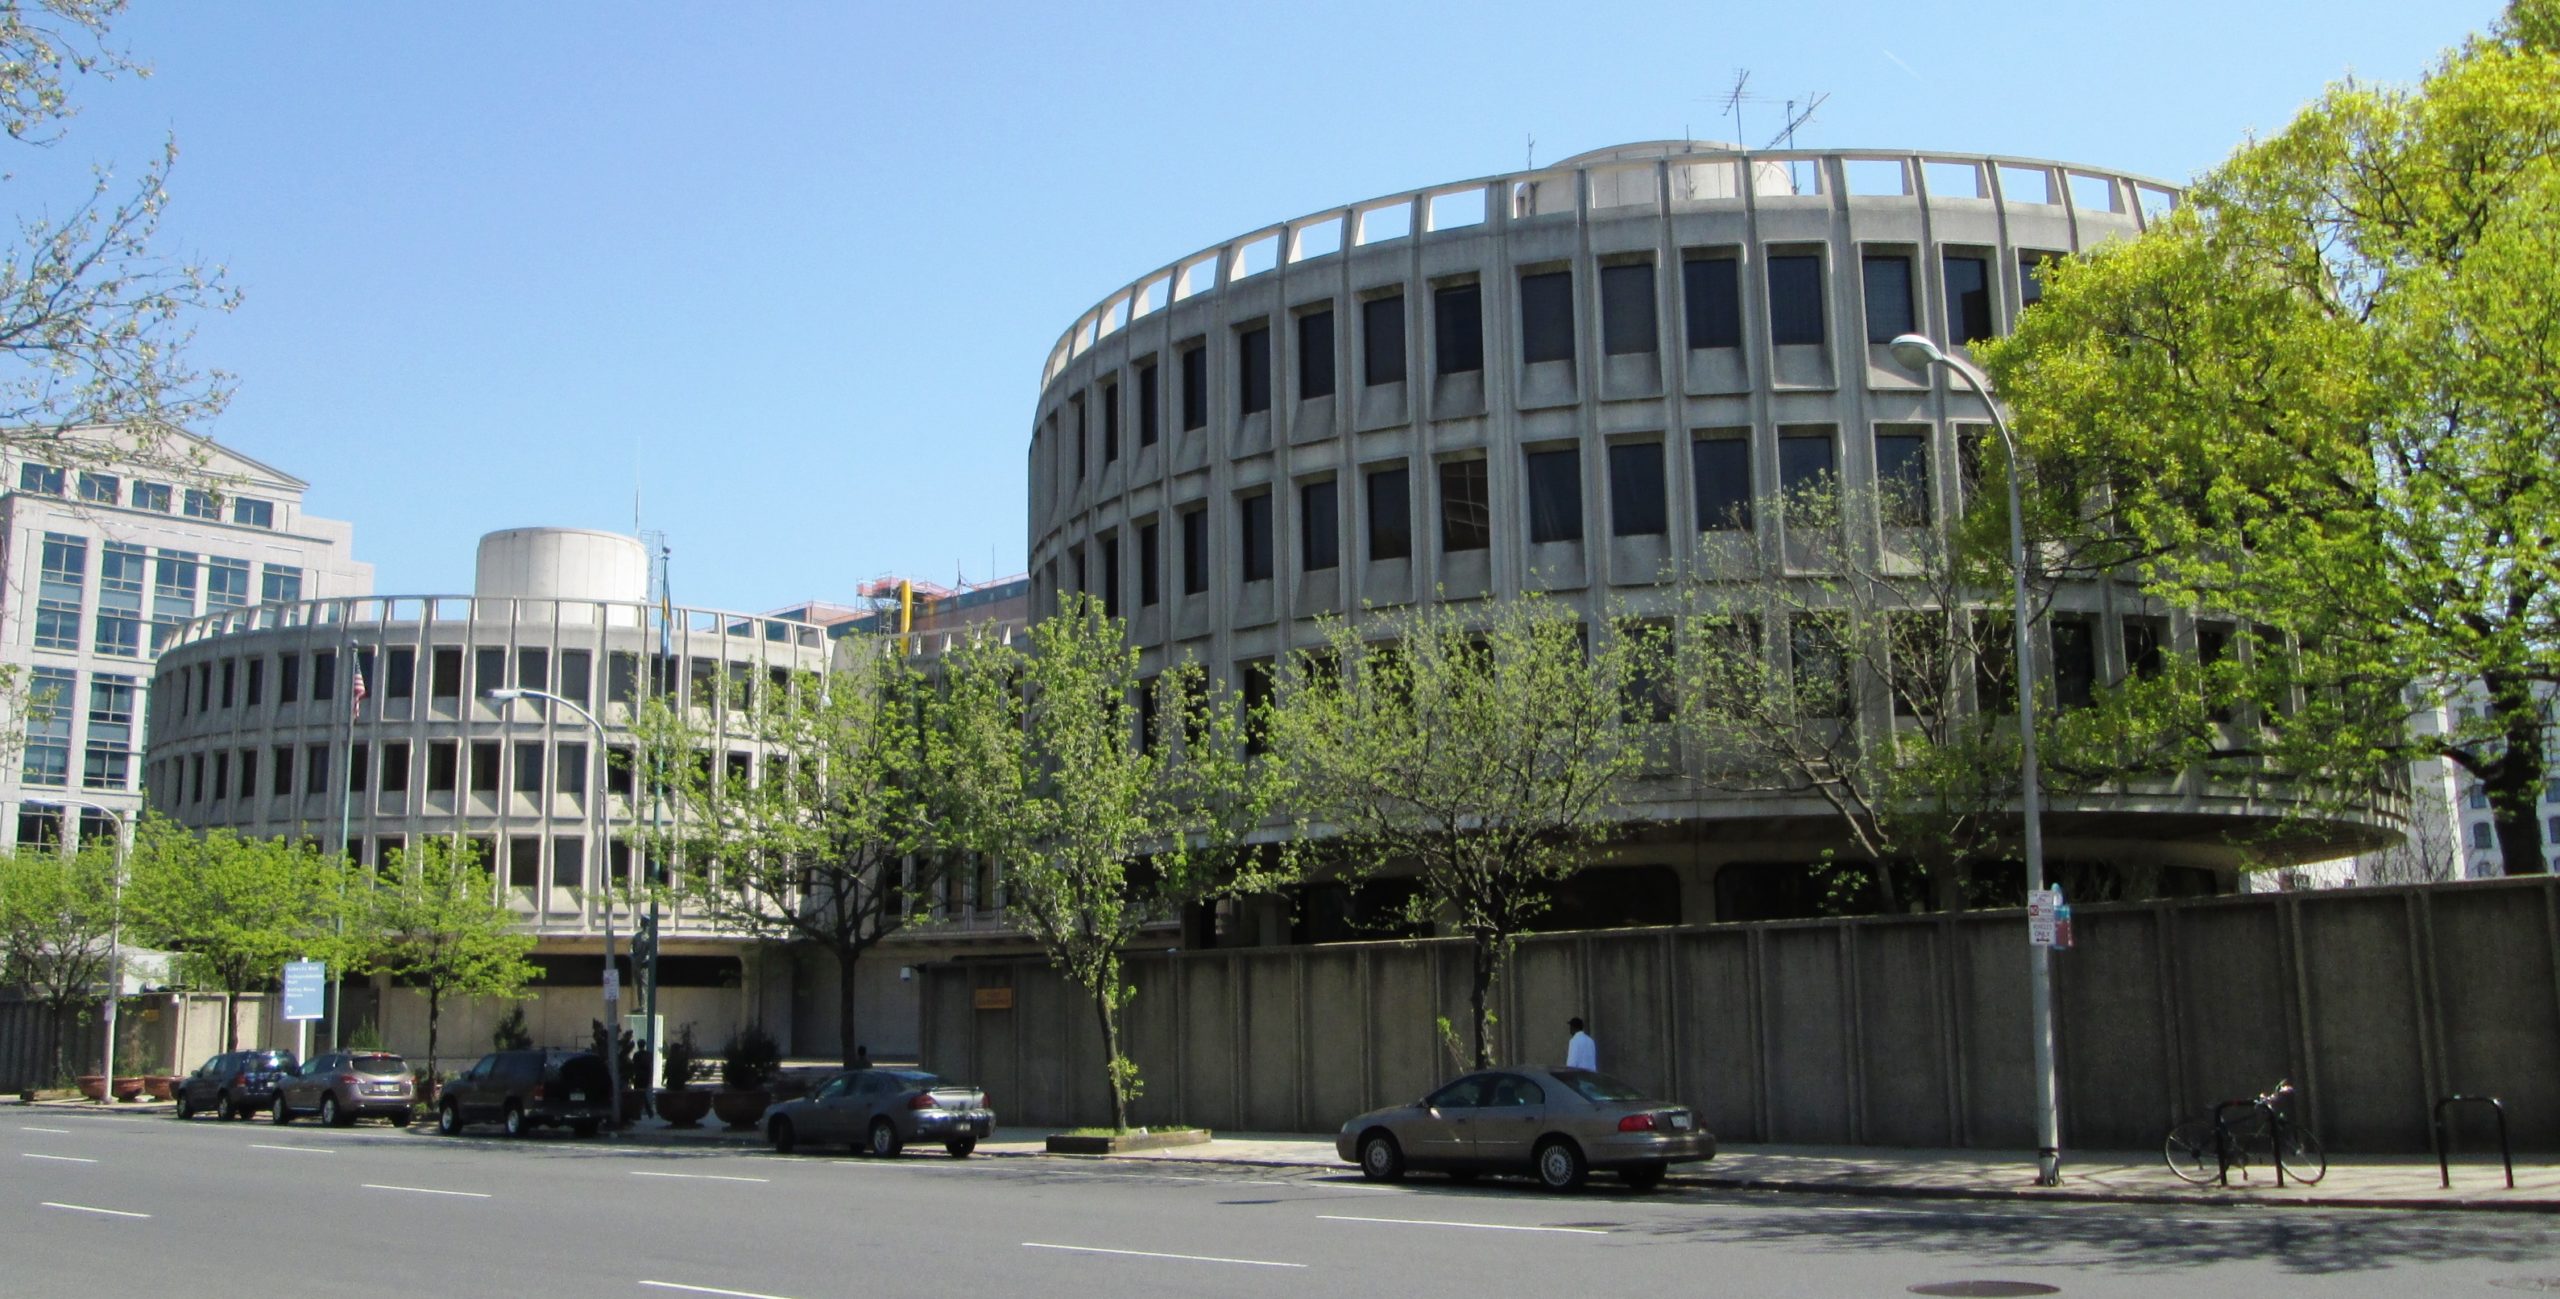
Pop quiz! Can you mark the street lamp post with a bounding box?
[1890,331,2064,1187]
[484,686,621,1127]
[31,798,130,1106]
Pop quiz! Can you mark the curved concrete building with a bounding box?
[145,529,831,1062]
[1025,142,2387,925]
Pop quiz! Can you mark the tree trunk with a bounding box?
[1468,936,1496,1071]
[223,989,239,1051]
[836,946,864,1069]
[426,985,442,1081]
[2485,681,2549,875]
[1093,989,1129,1132]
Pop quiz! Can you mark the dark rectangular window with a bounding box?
[220,660,234,709]
[1440,458,1491,552]
[2019,251,2057,309]
[1239,491,1274,583]
[305,745,328,795]
[1367,464,1411,561]
[1100,534,1120,618]
[513,742,544,794]
[1768,255,1825,346]
[470,740,500,794]
[1433,282,1483,374]
[2123,620,2165,681]
[1297,309,1334,399]
[1944,253,1993,344]
[347,742,367,794]
[381,740,409,793]
[1608,441,1667,537]
[313,650,337,702]
[1862,253,1915,344]
[508,836,541,889]
[1180,344,1208,430]
[556,742,586,796]
[385,647,416,701]
[1779,430,1836,523]
[1240,659,1274,758]
[1520,270,1574,364]
[1600,262,1657,356]
[1101,380,1120,463]
[245,658,263,707]
[477,647,505,696]
[1301,479,1339,572]
[1683,255,1742,349]
[426,741,457,794]
[1693,436,1753,531]
[1874,428,1933,526]
[234,749,255,799]
[1524,448,1583,544]
[1361,295,1405,385]
[1137,360,1159,446]
[2053,617,2097,710]
[1138,521,1161,607]
[430,647,462,699]
[1181,509,1209,596]
[271,745,292,796]
[608,652,638,706]
[560,649,590,707]
[1072,394,1086,480]
[1238,325,1271,415]
[279,654,300,703]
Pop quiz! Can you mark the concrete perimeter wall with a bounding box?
[919,877,2560,1154]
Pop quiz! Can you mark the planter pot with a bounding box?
[111,1077,145,1102]
[1044,1128,1213,1155]
[74,1075,106,1102]
[654,1089,712,1129]
[711,1089,770,1130]
[143,1076,177,1101]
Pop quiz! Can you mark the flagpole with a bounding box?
[332,633,357,1052]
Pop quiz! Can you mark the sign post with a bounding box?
[283,959,327,1062]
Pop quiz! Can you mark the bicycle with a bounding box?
[2163,1079,2327,1186]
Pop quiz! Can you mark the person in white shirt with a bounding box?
[1565,1017,1597,1071]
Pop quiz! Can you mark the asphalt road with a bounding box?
[7,1107,2558,1298]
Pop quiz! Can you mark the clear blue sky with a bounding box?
[31,0,2494,612]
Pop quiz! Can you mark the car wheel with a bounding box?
[1359,1131,1405,1183]
[173,1093,192,1121]
[1620,1163,1667,1192]
[503,1104,527,1138]
[868,1117,903,1158]
[216,1092,238,1122]
[1535,1138,1588,1192]
[323,1095,347,1128]
[437,1102,462,1136]
[945,1138,975,1158]
[570,1120,599,1139]
[270,1096,294,1124]
[769,1116,797,1155]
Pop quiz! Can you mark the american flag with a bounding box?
[349,658,367,721]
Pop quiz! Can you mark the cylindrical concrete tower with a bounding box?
[475,527,649,603]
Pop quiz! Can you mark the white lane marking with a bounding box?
[20,1126,72,1134]
[360,1183,490,1199]
[1023,1242,1305,1269]
[249,1143,335,1155]
[1050,1171,1210,1182]
[22,1152,98,1163]
[637,1283,797,1299]
[1319,1213,1609,1235]
[41,1201,148,1219]
[629,1171,770,1184]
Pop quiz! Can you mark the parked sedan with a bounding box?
[173,1049,299,1121]
[761,1068,992,1158]
[270,1051,415,1127]
[1336,1067,1713,1190]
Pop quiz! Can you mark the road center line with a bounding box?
[629,1171,770,1184]
[22,1152,98,1163]
[1023,1242,1305,1269]
[20,1126,72,1134]
[249,1143,335,1155]
[360,1183,491,1199]
[637,1282,798,1299]
[41,1202,148,1219]
[1318,1214,1609,1235]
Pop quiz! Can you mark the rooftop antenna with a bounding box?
[1526,132,1535,169]
[1763,91,1829,150]
[1719,70,1753,148]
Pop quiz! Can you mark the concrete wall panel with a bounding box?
[1854,922,1952,1146]
[1763,926,1853,1142]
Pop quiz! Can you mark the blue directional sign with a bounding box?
[282,960,327,1022]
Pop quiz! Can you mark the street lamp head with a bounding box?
[484,688,524,702]
[1889,332,1949,372]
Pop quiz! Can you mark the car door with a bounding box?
[183,1056,224,1109]
[1470,1073,1549,1167]
[851,1071,894,1134]
[451,1057,495,1120]
[804,1074,857,1141]
[1407,1075,1490,1167]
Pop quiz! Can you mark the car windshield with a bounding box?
[889,1070,940,1087]
[350,1054,407,1074]
[1551,1069,1648,1103]
[251,1052,295,1070]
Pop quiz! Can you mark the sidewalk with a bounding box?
[20,1096,2549,1211]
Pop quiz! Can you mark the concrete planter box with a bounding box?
[712,1089,770,1130]
[143,1076,178,1101]
[655,1089,712,1129]
[1044,1128,1211,1155]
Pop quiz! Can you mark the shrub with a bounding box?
[720,1022,780,1091]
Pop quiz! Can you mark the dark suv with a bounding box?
[174,1049,299,1121]
[271,1051,416,1127]
[436,1050,613,1138]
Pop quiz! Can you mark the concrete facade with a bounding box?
[1023,142,2394,917]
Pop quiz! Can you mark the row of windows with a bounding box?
[18,463,279,527]
[1045,247,2054,486]
[2465,819,2560,851]
[155,736,639,809]
[34,532,290,658]
[1053,424,1950,610]
[162,642,804,732]
[20,666,138,791]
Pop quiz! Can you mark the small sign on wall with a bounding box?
[972,986,1014,1011]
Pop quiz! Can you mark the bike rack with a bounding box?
[2432,1095,2514,1190]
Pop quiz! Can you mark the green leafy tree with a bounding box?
[632,651,949,1069]
[1263,594,1648,1070]
[0,1,238,467]
[124,819,338,1050]
[1980,0,2560,873]
[346,837,535,1080]
[941,594,1286,1131]
[0,843,116,1080]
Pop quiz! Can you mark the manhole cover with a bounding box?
[2490,1281,2560,1292]
[1909,1285,2062,1298]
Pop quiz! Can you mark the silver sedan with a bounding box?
[760,1068,993,1158]
[1336,1067,1713,1190]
